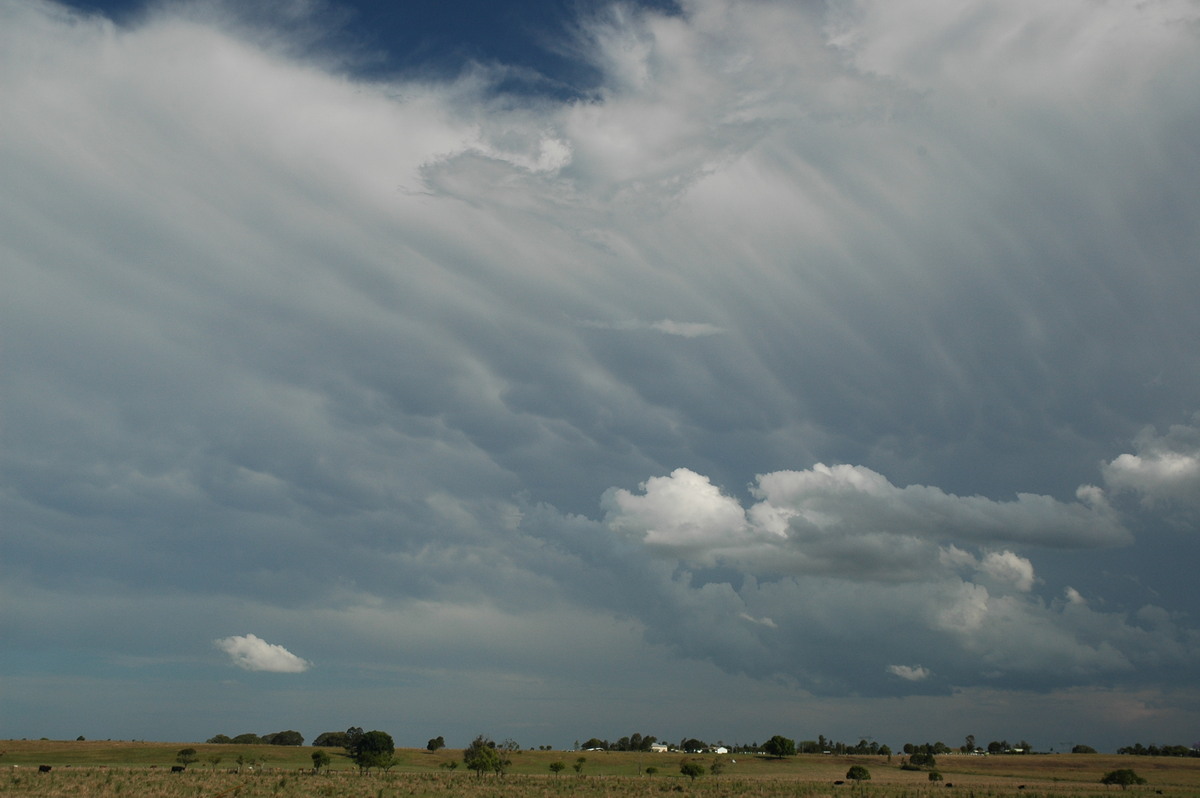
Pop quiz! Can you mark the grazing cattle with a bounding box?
[1017,786,1025,790]
[833,780,844,785]
[944,783,953,788]
[38,765,52,773]
[171,766,186,773]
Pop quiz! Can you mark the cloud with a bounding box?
[888,664,931,682]
[1103,421,1200,510]
[604,464,1128,580]
[578,318,726,337]
[3,0,1200,749]
[215,634,311,673]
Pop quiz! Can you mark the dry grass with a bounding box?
[4,741,1198,798]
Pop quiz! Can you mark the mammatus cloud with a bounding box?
[215,634,311,673]
[3,0,1200,750]
[888,664,931,682]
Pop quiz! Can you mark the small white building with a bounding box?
[649,744,669,753]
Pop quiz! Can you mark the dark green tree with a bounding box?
[464,735,502,777]
[680,761,705,781]
[207,734,233,744]
[350,730,395,773]
[907,752,937,769]
[268,730,304,746]
[929,771,944,782]
[549,761,566,776]
[1072,744,1098,754]
[343,727,365,756]
[763,735,796,758]
[311,750,330,772]
[313,731,350,747]
[426,736,446,752]
[1100,769,1147,790]
[846,765,871,781]
[232,733,262,745]
[175,748,199,768]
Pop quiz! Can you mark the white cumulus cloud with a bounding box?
[215,634,311,673]
[604,464,1129,580]
[1102,422,1200,510]
[888,664,931,682]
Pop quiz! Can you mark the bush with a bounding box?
[1100,769,1147,789]
[908,752,936,769]
[680,762,705,781]
[846,765,871,781]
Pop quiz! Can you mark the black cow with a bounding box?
[38,765,52,773]
[171,766,186,773]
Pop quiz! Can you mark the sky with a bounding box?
[2,0,1200,754]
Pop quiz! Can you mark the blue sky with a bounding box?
[3,0,1200,753]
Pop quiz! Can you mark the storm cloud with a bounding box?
[2,0,1200,751]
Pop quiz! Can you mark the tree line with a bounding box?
[205,730,304,746]
[1116,742,1200,757]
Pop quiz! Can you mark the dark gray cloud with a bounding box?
[2,0,1200,752]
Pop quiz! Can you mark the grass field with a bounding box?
[4,740,1198,797]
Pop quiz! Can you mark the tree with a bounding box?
[846,765,871,781]
[573,756,586,773]
[929,771,944,782]
[907,752,937,770]
[1101,769,1147,790]
[464,735,502,777]
[680,762,706,781]
[426,736,446,752]
[350,730,395,773]
[175,748,199,769]
[313,732,350,747]
[232,733,262,745]
[1072,744,1098,754]
[343,728,365,756]
[963,734,976,754]
[207,734,233,744]
[763,735,796,759]
[268,730,304,746]
[207,754,223,770]
[549,761,565,776]
[311,750,330,773]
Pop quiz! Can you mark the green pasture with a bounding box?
[4,740,1200,797]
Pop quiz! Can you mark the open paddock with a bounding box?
[3,741,1198,797]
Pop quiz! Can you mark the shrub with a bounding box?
[846,765,871,781]
[1100,769,1147,789]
